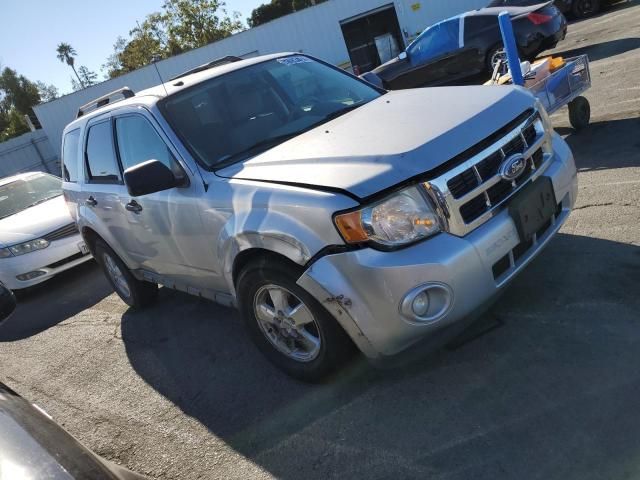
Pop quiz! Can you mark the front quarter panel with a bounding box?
[201,175,358,296]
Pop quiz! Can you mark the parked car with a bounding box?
[62,53,577,381]
[371,3,567,90]
[488,0,612,19]
[0,172,92,290]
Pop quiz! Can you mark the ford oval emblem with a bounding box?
[499,154,528,181]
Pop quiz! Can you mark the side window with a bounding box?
[85,121,121,183]
[62,129,80,182]
[464,16,498,43]
[408,19,461,64]
[115,115,177,173]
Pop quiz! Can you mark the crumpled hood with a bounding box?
[0,195,72,247]
[217,86,536,199]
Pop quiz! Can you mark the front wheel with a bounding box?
[572,0,601,18]
[94,239,158,309]
[237,261,354,382]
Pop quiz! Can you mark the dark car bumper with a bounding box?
[518,11,568,58]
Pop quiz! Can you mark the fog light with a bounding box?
[412,291,429,316]
[400,283,453,323]
[16,271,46,281]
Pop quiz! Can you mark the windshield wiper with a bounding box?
[218,133,301,166]
[320,103,363,123]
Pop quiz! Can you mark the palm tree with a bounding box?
[56,43,84,88]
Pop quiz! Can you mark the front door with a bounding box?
[111,110,217,292]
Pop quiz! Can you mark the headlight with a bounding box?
[6,238,50,257]
[334,186,441,248]
[0,248,12,259]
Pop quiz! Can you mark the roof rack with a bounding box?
[76,87,135,118]
[170,56,243,81]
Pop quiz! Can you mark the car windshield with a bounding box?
[0,174,62,220]
[159,55,382,168]
[487,0,535,5]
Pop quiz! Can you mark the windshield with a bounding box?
[487,0,537,5]
[159,55,382,168]
[0,174,62,220]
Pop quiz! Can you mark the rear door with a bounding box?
[111,107,217,292]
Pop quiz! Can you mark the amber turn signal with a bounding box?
[334,211,368,243]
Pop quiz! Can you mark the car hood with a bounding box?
[217,86,536,199]
[0,195,72,247]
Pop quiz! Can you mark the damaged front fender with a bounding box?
[297,257,381,359]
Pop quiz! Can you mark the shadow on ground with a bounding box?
[121,232,640,479]
[0,261,112,341]
[550,37,640,62]
[556,116,640,171]
[566,0,639,25]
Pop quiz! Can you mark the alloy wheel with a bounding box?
[253,284,322,362]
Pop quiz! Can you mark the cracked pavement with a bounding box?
[1,3,639,479]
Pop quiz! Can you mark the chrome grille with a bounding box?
[425,110,551,237]
[42,223,78,242]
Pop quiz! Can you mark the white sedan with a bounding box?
[0,172,92,290]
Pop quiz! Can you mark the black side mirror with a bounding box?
[0,283,16,323]
[123,159,179,197]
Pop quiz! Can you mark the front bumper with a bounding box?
[0,233,92,290]
[298,133,578,359]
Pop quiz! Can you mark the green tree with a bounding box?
[36,82,59,102]
[56,43,84,88]
[71,66,98,91]
[0,68,41,116]
[162,0,243,50]
[103,0,243,79]
[0,108,30,142]
[248,0,325,27]
[0,67,43,142]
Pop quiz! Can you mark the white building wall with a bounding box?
[0,130,58,178]
[34,0,488,157]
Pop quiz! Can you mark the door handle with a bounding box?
[85,196,97,207]
[125,200,143,213]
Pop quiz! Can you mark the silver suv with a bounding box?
[62,53,577,380]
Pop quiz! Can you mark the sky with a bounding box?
[0,0,262,95]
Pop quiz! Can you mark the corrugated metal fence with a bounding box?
[0,130,59,178]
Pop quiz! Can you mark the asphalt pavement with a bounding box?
[1,3,639,479]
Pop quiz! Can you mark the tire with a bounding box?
[486,44,508,76]
[568,96,591,130]
[572,0,601,18]
[236,260,354,382]
[94,239,158,309]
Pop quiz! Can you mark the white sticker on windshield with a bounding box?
[276,56,312,66]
